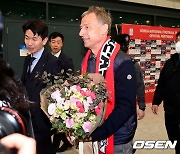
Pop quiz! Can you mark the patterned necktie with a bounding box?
[28,56,36,75]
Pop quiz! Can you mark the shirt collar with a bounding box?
[52,50,61,58]
[32,47,44,60]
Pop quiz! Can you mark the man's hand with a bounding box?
[151,105,159,115]
[0,133,36,154]
[137,109,145,120]
[88,73,104,84]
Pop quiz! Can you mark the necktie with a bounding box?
[28,56,36,75]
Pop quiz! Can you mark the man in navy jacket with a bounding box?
[79,6,137,154]
[21,20,59,154]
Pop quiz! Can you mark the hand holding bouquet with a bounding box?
[40,72,108,143]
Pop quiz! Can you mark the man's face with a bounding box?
[79,13,107,51]
[24,29,47,54]
[49,36,63,54]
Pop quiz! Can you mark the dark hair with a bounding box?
[22,19,48,40]
[0,58,30,113]
[113,34,130,53]
[176,31,180,38]
[49,32,64,42]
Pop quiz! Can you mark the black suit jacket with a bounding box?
[58,52,74,77]
[21,50,60,142]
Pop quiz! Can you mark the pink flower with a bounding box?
[82,121,93,132]
[51,90,61,100]
[85,90,91,96]
[95,107,101,115]
[95,103,102,115]
[48,103,56,115]
[65,118,74,128]
[86,96,93,104]
[76,85,81,92]
[79,106,85,113]
[90,92,96,100]
[70,96,79,102]
[76,101,82,108]
[76,101,85,113]
[80,90,86,96]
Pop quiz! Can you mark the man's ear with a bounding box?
[43,37,48,45]
[101,24,108,35]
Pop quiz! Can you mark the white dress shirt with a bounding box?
[29,47,44,72]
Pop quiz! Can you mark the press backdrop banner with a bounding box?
[121,24,180,103]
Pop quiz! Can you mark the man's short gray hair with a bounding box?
[81,6,112,35]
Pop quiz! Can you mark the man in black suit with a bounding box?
[49,32,74,152]
[49,32,74,77]
[21,20,60,154]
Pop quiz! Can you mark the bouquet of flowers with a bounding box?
[40,72,108,142]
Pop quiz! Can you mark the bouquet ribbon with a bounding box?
[82,36,120,154]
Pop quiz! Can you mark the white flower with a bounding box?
[63,100,70,110]
[70,101,78,110]
[89,114,96,122]
[70,85,77,91]
[81,88,87,91]
[48,103,56,115]
[56,97,65,107]
[61,112,67,120]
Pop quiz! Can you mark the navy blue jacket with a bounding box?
[87,50,137,144]
[57,52,74,77]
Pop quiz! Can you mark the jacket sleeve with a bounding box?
[47,54,61,77]
[152,61,168,105]
[63,58,74,75]
[59,53,74,77]
[134,62,146,110]
[91,60,136,141]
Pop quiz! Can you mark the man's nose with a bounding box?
[79,28,84,37]
[27,39,33,45]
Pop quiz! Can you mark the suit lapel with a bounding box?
[27,51,48,94]
[58,53,65,68]
[31,51,48,76]
[21,55,31,82]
